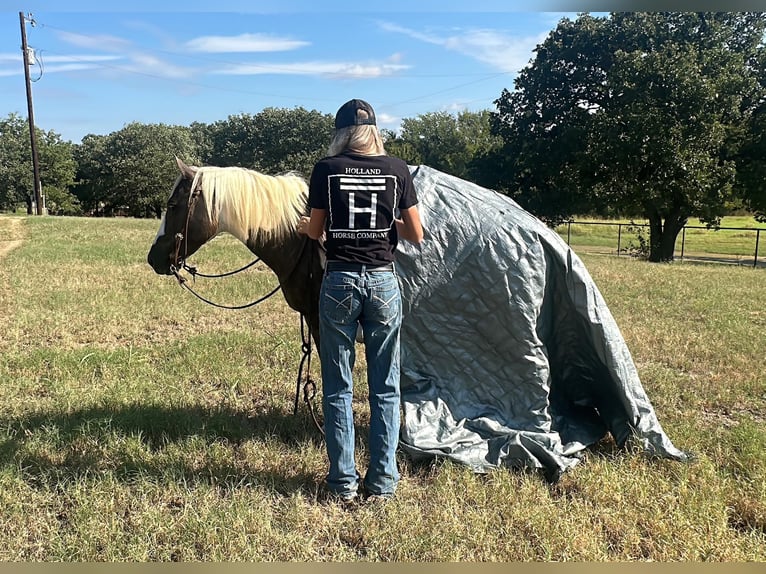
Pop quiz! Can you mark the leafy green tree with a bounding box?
[38,130,78,215]
[189,121,215,166]
[75,123,199,218]
[384,110,502,181]
[72,134,109,215]
[734,48,766,221]
[203,114,259,168]
[0,113,30,212]
[204,107,334,177]
[380,129,422,166]
[0,113,77,214]
[494,12,766,261]
[251,107,334,176]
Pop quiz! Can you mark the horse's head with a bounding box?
[147,158,217,275]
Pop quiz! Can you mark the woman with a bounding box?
[297,99,423,503]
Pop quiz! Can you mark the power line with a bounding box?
[37,20,512,80]
[31,19,512,108]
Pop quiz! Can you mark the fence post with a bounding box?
[567,221,571,245]
[617,224,622,256]
[681,227,686,260]
[755,229,761,269]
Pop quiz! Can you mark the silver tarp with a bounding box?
[394,165,687,478]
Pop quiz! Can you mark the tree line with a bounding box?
[1,12,764,262]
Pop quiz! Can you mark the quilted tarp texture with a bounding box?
[394,165,687,477]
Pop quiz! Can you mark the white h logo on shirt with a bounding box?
[349,192,378,228]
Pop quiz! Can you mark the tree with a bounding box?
[383,110,502,181]
[0,113,30,211]
[737,105,766,222]
[493,12,766,261]
[0,113,77,214]
[251,107,334,176]
[204,107,334,177]
[72,134,109,215]
[203,114,259,168]
[75,123,199,218]
[189,121,215,166]
[38,129,78,215]
[734,47,766,221]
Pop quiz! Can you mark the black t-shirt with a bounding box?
[308,153,419,265]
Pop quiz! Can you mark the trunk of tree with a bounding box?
[646,205,688,262]
[25,194,33,215]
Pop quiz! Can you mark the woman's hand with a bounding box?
[297,215,311,235]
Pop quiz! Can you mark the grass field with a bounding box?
[0,214,764,561]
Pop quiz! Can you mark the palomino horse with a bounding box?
[147,158,324,346]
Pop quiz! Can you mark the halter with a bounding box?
[168,180,279,310]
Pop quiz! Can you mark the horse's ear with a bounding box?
[176,157,198,180]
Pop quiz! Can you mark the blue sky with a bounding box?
[2,2,594,143]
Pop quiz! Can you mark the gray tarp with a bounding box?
[394,165,687,478]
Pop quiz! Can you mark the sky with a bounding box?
[1,0,755,144]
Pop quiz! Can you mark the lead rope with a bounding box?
[294,238,324,436]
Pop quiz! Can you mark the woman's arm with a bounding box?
[396,205,424,244]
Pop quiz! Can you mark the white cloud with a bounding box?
[54,29,194,80]
[375,112,403,133]
[42,54,122,63]
[379,21,546,74]
[0,52,120,76]
[185,33,309,53]
[56,30,133,52]
[215,60,410,79]
[40,63,108,73]
[127,53,191,79]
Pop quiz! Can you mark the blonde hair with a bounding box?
[328,110,387,157]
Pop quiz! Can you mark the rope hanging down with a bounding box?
[293,239,324,435]
[170,236,324,435]
[294,312,324,436]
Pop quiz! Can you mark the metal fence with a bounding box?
[556,220,765,268]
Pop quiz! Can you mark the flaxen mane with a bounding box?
[192,166,308,244]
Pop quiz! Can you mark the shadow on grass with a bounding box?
[0,403,328,496]
[0,403,660,494]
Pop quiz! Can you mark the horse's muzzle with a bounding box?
[147,246,173,275]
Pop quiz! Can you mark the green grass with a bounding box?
[0,214,764,561]
[556,215,766,263]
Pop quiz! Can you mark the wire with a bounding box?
[32,19,512,108]
[38,21,511,80]
[389,71,509,106]
[30,48,43,82]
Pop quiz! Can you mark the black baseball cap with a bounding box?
[334,99,377,129]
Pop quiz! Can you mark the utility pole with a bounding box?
[19,11,44,215]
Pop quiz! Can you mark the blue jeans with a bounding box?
[319,267,402,497]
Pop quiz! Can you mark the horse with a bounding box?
[147,158,324,346]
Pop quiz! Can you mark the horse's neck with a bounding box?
[242,229,307,282]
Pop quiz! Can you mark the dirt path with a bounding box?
[0,217,24,259]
